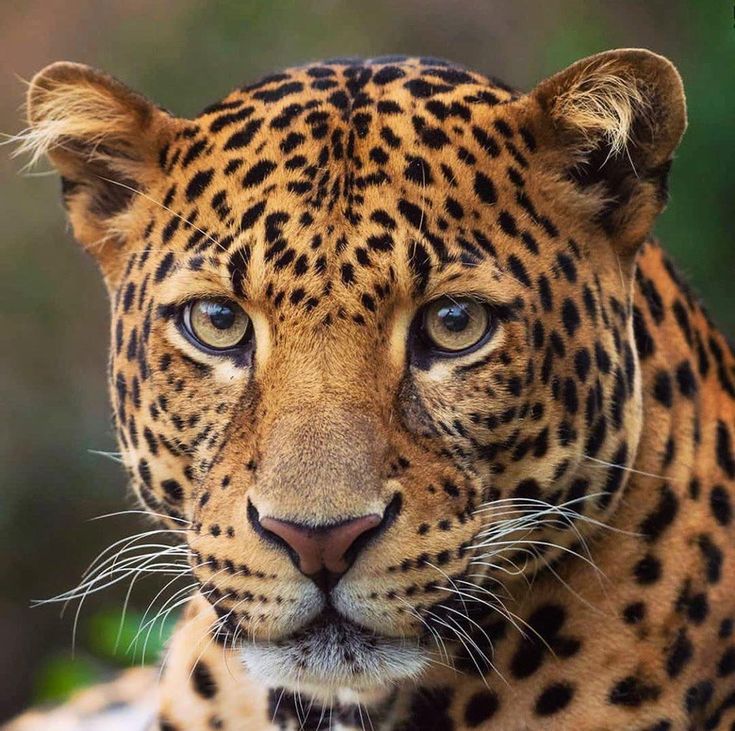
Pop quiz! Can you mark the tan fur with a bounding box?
[8,50,734,731]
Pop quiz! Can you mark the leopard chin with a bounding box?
[240,609,428,695]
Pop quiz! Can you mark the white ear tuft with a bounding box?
[16,74,141,169]
[551,62,650,160]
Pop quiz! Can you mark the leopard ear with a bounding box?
[22,62,177,278]
[528,49,687,254]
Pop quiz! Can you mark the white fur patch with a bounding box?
[240,618,428,699]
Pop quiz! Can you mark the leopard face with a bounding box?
[25,50,685,695]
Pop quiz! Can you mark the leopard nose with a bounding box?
[249,497,401,592]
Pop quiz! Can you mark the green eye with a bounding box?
[183,299,251,351]
[421,297,492,353]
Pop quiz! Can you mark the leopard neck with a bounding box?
[630,240,735,498]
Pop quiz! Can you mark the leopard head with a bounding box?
[24,50,685,694]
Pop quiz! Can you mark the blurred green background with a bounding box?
[0,0,732,720]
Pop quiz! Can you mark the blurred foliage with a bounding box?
[33,608,174,703]
[0,0,732,721]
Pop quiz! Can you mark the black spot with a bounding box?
[471,126,500,157]
[185,169,214,201]
[367,233,394,252]
[373,66,405,84]
[240,201,266,231]
[154,252,176,282]
[633,306,655,359]
[685,591,709,624]
[192,661,217,698]
[181,139,206,168]
[653,370,674,407]
[716,421,735,478]
[561,299,580,336]
[622,601,646,624]
[684,680,713,715]
[534,682,574,716]
[609,675,661,707]
[718,647,735,677]
[444,197,464,220]
[675,360,697,397]
[710,485,732,526]
[242,159,277,188]
[642,721,671,731]
[161,479,183,503]
[404,78,453,99]
[498,210,517,236]
[507,255,531,288]
[474,172,497,204]
[639,485,679,542]
[371,209,397,230]
[633,554,662,585]
[637,272,665,324]
[402,687,454,731]
[408,242,432,294]
[464,691,499,726]
[697,534,723,583]
[252,80,304,102]
[538,275,553,312]
[419,124,450,150]
[397,199,424,229]
[223,118,263,150]
[513,478,541,501]
[672,299,693,345]
[341,263,355,285]
[510,604,568,680]
[556,253,577,282]
[666,628,693,678]
[405,155,433,184]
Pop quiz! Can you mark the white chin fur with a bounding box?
[240,620,428,696]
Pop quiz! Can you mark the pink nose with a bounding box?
[259,513,382,577]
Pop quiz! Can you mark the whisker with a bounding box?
[583,453,682,483]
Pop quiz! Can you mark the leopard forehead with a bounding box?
[136,57,529,316]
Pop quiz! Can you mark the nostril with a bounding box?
[247,500,302,569]
[248,492,402,588]
[343,492,403,567]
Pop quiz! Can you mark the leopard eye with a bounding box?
[421,296,493,354]
[183,298,251,352]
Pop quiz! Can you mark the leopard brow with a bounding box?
[155,268,247,312]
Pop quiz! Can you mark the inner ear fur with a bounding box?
[528,49,687,254]
[21,62,178,277]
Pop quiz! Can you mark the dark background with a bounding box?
[1,0,732,721]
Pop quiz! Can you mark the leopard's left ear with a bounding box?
[527,49,687,255]
[21,62,179,280]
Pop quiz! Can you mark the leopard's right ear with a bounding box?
[20,62,179,279]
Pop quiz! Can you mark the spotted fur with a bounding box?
[6,49,735,730]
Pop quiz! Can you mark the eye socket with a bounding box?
[182,298,251,352]
[420,296,493,354]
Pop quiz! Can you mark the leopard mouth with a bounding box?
[239,607,428,693]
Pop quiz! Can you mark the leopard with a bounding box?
[5,48,735,731]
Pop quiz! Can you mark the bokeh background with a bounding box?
[1,0,732,720]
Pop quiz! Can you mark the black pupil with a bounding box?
[206,302,236,330]
[438,303,470,332]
